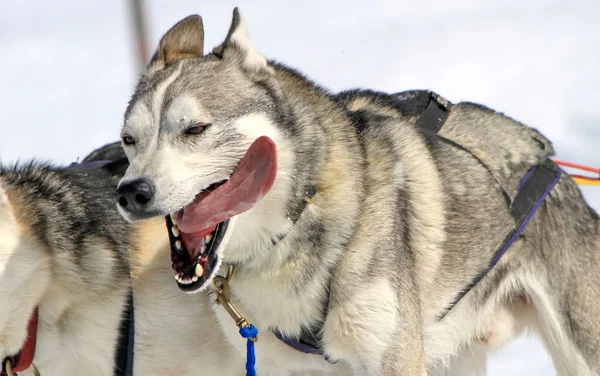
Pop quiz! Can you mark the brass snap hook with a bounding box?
[4,359,41,376]
[210,266,258,342]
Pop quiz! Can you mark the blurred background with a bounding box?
[1,1,599,374]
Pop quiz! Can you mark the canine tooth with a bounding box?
[175,240,182,250]
[200,245,206,254]
[171,225,179,237]
[170,213,178,225]
[205,234,213,243]
[195,263,204,277]
[192,275,198,282]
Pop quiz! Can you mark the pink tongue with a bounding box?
[178,136,277,236]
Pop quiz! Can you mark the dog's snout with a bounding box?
[117,179,155,213]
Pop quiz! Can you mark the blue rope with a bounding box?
[239,324,258,376]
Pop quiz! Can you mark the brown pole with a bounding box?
[129,0,150,73]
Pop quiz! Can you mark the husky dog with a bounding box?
[0,145,244,375]
[117,9,600,375]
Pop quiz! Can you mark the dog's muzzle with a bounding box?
[116,178,155,216]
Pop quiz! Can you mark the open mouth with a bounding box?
[166,136,278,293]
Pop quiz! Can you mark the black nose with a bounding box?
[117,179,155,213]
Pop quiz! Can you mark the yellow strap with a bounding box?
[573,177,600,186]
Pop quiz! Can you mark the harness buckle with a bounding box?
[3,359,41,376]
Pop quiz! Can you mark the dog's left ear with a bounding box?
[213,8,273,77]
[149,14,205,70]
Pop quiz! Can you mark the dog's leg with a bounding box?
[446,344,488,376]
[322,278,426,376]
[522,273,598,376]
[428,343,488,376]
[0,185,51,360]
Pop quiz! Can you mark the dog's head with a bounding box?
[117,9,299,293]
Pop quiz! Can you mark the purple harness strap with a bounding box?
[271,91,563,357]
[272,329,324,356]
[436,158,561,320]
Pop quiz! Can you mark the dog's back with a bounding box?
[335,89,600,373]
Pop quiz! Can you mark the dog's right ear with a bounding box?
[149,14,204,70]
[212,8,273,77]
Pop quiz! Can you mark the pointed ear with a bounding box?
[150,14,204,69]
[213,8,272,76]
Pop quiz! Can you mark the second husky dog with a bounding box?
[116,9,600,375]
[0,146,244,375]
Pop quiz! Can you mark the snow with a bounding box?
[1,1,598,374]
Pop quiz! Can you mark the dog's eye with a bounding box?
[185,123,210,135]
[122,134,136,146]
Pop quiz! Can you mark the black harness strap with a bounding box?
[113,286,135,375]
[415,92,452,134]
[409,93,513,208]
[410,92,562,321]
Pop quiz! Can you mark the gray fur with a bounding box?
[119,8,600,375]
[0,153,244,375]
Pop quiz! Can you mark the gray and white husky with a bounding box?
[0,146,243,375]
[117,8,600,375]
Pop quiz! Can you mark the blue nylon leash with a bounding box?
[239,324,258,376]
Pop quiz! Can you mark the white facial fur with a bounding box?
[119,8,294,269]
[119,84,233,220]
[121,87,296,256]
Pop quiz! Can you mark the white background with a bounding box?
[1,1,599,374]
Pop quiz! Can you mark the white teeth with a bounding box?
[200,245,206,255]
[171,225,180,237]
[175,274,193,285]
[192,275,198,282]
[195,263,204,277]
[205,234,213,243]
[175,240,182,250]
[170,213,178,225]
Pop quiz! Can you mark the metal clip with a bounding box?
[210,266,258,342]
[4,359,41,376]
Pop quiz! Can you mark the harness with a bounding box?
[270,91,562,360]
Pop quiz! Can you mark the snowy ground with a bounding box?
[1,1,599,374]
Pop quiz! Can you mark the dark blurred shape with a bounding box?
[82,141,126,163]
